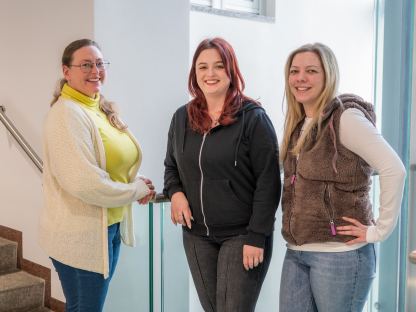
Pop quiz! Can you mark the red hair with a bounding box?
[187,37,253,133]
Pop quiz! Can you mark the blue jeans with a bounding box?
[51,223,121,312]
[279,244,376,312]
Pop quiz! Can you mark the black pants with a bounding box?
[182,230,273,312]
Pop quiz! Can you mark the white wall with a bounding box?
[93,1,190,311]
[94,0,190,190]
[0,0,95,301]
[190,0,375,310]
[191,0,375,141]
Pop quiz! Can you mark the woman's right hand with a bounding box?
[137,177,156,205]
[171,192,193,229]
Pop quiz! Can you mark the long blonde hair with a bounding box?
[280,43,339,161]
[51,39,127,130]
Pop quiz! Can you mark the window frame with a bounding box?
[191,0,262,15]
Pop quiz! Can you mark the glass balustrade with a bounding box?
[105,185,382,311]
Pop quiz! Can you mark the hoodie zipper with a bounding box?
[199,133,209,236]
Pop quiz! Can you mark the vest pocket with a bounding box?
[323,183,337,236]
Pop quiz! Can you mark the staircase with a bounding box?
[0,237,52,312]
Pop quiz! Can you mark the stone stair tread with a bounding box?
[0,237,17,275]
[0,271,44,292]
[0,271,45,311]
[0,237,17,247]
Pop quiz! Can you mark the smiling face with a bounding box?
[288,51,325,114]
[63,45,105,98]
[195,48,231,101]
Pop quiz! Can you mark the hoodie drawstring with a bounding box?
[181,114,187,153]
[328,113,338,174]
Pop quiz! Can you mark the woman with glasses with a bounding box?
[164,37,281,311]
[279,42,406,311]
[39,39,155,311]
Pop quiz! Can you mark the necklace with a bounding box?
[209,115,221,128]
[209,110,222,127]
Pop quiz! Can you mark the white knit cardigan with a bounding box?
[39,97,150,278]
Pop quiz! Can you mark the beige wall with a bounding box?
[0,0,95,300]
[0,0,189,303]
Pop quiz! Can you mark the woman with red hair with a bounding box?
[164,37,281,311]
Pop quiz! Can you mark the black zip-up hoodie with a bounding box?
[163,101,281,248]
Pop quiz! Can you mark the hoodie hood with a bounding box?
[321,94,376,174]
[233,101,264,167]
[237,100,264,115]
[322,93,376,125]
[182,100,264,164]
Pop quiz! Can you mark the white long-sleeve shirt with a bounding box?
[288,108,406,252]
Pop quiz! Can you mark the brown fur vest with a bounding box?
[282,94,376,245]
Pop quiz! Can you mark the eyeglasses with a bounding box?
[69,61,110,73]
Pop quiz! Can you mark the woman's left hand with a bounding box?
[243,245,264,271]
[337,216,368,245]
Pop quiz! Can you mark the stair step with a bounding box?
[0,237,17,274]
[0,271,45,312]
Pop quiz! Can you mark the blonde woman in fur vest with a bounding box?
[279,42,406,312]
[39,39,155,311]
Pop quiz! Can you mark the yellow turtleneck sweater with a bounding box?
[61,83,139,226]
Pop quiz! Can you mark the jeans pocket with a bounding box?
[358,243,376,278]
[370,243,377,275]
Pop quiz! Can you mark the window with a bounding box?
[191,0,272,17]
[223,0,260,14]
[192,0,212,6]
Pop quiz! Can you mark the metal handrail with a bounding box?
[0,105,43,172]
[151,193,170,203]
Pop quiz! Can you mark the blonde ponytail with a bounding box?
[50,78,67,106]
[99,96,128,131]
